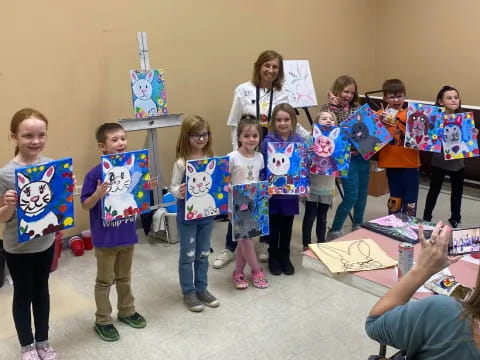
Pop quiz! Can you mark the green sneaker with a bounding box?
[94,323,120,342]
[118,312,147,328]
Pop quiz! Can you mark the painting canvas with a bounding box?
[185,156,229,220]
[361,213,436,244]
[15,158,74,243]
[101,149,151,221]
[343,104,393,160]
[130,69,168,118]
[266,142,308,195]
[442,112,479,160]
[232,182,269,241]
[283,60,318,108]
[310,125,351,177]
[405,102,443,152]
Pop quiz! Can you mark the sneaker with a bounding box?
[352,224,362,231]
[326,230,342,241]
[449,219,461,228]
[118,312,147,328]
[252,269,268,289]
[232,271,248,289]
[196,289,219,308]
[213,249,234,269]
[94,323,120,342]
[258,242,269,262]
[20,344,40,360]
[36,344,56,360]
[183,292,204,312]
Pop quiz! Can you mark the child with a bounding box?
[261,103,308,275]
[302,111,338,250]
[229,115,268,289]
[322,76,370,239]
[378,79,420,216]
[170,115,219,311]
[0,108,58,360]
[423,86,466,228]
[81,123,147,342]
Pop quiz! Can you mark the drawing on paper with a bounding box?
[310,125,351,177]
[405,102,443,152]
[442,112,479,160]
[266,142,308,195]
[282,60,318,108]
[232,182,269,241]
[130,69,168,118]
[309,238,397,273]
[343,104,393,160]
[15,158,74,243]
[185,156,229,220]
[101,150,151,221]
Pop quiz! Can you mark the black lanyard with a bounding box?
[256,86,274,122]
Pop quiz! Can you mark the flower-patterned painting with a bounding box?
[185,156,230,220]
[101,150,151,221]
[15,158,74,243]
[442,112,479,160]
[405,102,443,152]
[232,182,269,241]
[310,125,351,177]
[266,142,308,195]
[130,69,168,118]
[343,104,393,160]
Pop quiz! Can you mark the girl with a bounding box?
[423,86,466,228]
[229,115,268,289]
[302,111,338,250]
[261,103,308,276]
[322,75,370,239]
[170,115,219,312]
[0,108,57,360]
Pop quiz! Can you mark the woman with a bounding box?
[365,222,480,359]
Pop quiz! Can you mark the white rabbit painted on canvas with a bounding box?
[267,142,294,176]
[131,70,158,116]
[186,159,218,218]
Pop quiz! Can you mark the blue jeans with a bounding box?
[331,155,370,232]
[386,168,419,216]
[177,217,213,295]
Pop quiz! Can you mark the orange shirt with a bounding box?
[377,109,420,168]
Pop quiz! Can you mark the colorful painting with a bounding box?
[442,112,479,160]
[101,150,151,221]
[232,182,269,241]
[185,156,229,220]
[405,102,443,152]
[15,158,74,243]
[283,60,318,108]
[343,104,393,160]
[130,69,168,118]
[310,125,351,177]
[266,142,308,195]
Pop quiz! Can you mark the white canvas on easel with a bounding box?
[283,60,318,108]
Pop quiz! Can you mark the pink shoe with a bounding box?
[36,344,57,360]
[20,344,40,360]
[252,269,268,289]
[232,271,248,289]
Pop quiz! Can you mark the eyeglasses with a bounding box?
[189,132,209,141]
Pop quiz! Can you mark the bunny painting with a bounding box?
[15,158,75,243]
[310,124,351,177]
[130,69,168,118]
[442,112,479,160]
[101,150,151,221]
[266,142,308,195]
[405,102,443,152]
[282,60,318,108]
[185,156,229,220]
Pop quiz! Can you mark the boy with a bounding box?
[81,123,146,342]
[377,79,420,216]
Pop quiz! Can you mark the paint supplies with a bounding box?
[424,274,472,301]
[82,230,93,250]
[397,242,414,278]
[69,236,84,257]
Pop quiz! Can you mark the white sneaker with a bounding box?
[258,242,269,262]
[213,249,234,269]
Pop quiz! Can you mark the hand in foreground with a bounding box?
[3,190,18,208]
[94,180,110,199]
[327,91,340,106]
[179,183,186,198]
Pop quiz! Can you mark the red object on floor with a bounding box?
[471,252,480,259]
[82,230,93,250]
[69,236,84,256]
[50,231,63,272]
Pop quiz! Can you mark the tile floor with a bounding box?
[0,180,479,359]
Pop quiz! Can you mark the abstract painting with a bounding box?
[232,182,269,241]
[442,112,479,160]
[310,125,351,177]
[405,102,443,152]
[282,60,318,108]
[343,104,393,160]
[266,142,308,195]
[130,69,168,118]
[185,156,229,220]
[15,158,74,243]
[101,149,151,221]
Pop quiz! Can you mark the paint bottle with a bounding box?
[398,242,414,278]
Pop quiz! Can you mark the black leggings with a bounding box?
[302,201,329,247]
[268,215,294,258]
[5,244,54,346]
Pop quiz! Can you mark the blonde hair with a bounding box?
[252,50,284,91]
[10,108,49,156]
[269,103,297,135]
[331,75,359,107]
[314,111,338,125]
[175,115,214,161]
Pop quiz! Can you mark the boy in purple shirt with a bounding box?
[81,123,147,342]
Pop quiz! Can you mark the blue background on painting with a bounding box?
[311,125,351,177]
